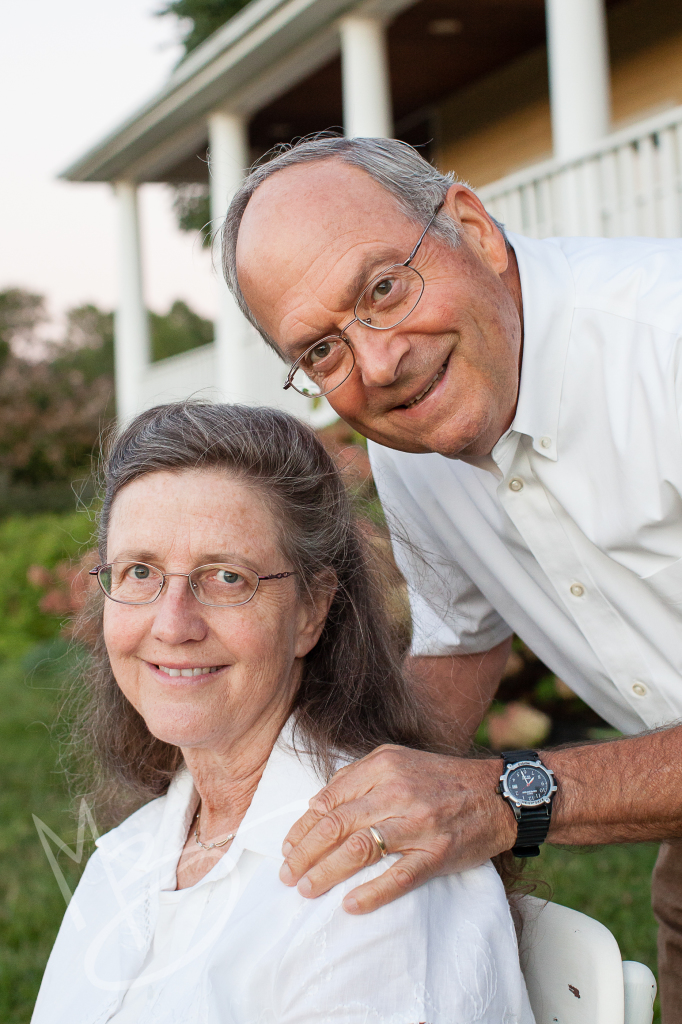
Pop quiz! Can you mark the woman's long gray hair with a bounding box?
[75,401,440,820]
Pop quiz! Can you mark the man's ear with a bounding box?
[442,184,509,275]
[294,570,337,658]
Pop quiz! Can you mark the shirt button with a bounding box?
[540,436,552,449]
[570,583,585,597]
[632,682,648,697]
[509,477,524,491]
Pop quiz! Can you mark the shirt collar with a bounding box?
[505,233,576,462]
[96,719,329,877]
[230,722,327,859]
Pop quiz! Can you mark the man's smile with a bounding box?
[400,360,449,409]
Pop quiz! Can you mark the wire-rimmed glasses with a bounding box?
[283,201,445,399]
[89,561,297,607]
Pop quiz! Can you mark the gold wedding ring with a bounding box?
[368,825,388,858]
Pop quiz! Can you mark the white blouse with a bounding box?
[32,728,535,1024]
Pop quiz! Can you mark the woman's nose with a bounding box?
[350,328,410,388]
[150,576,208,644]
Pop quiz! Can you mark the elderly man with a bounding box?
[224,136,682,1014]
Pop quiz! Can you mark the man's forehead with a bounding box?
[236,160,418,346]
[238,160,413,256]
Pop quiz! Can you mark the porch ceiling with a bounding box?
[181,0,550,181]
[249,0,547,156]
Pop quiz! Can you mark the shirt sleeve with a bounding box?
[368,442,513,657]
[270,858,534,1024]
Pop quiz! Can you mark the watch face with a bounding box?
[506,765,552,806]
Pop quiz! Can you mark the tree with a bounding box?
[150,300,214,361]
[171,184,212,248]
[0,290,214,492]
[157,0,253,58]
[0,288,47,367]
[0,294,115,487]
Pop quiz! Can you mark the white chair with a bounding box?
[518,896,657,1024]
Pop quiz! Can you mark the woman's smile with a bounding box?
[149,662,227,681]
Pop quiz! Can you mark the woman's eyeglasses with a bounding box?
[283,201,444,399]
[89,562,297,607]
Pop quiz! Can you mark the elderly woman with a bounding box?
[32,402,533,1024]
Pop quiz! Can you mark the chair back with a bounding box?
[518,896,625,1024]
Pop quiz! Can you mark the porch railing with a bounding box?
[477,104,682,239]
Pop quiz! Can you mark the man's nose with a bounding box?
[150,576,208,644]
[349,327,410,388]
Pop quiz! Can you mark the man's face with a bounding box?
[236,160,522,458]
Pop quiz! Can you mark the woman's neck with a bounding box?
[180,706,289,856]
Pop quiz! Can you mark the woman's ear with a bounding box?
[294,570,337,658]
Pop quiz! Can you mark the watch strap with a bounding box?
[501,749,552,858]
[502,749,539,766]
[511,804,551,858]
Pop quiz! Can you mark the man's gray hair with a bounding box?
[221,135,504,353]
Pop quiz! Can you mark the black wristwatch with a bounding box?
[498,749,557,858]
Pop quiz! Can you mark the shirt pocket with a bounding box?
[642,556,682,604]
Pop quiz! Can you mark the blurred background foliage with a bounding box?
[157,0,253,59]
[0,288,213,512]
[171,184,212,246]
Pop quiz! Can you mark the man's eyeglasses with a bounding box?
[89,561,297,607]
[283,201,445,399]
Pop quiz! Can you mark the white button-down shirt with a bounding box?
[32,726,533,1024]
[369,233,682,736]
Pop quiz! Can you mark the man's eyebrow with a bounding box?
[338,248,398,309]
[283,247,398,358]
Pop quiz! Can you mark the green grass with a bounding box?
[0,648,662,1022]
[0,646,93,1023]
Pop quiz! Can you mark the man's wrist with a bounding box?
[496,750,556,856]
[479,757,519,853]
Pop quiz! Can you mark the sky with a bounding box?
[1,0,218,329]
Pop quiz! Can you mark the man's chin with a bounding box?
[352,417,478,459]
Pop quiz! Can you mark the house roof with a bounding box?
[61,0,416,183]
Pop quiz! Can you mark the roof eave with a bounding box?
[60,0,356,182]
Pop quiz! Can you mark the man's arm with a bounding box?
[279,718,682,914]
[407,638,512,749]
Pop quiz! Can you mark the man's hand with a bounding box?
[279,745,517,914]
[280,723,682,914]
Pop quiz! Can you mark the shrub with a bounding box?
[0,513,94,662]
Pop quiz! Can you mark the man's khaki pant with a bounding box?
[652,842,682,1020]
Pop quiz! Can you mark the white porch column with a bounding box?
[340,16,392,138]
[208,110,251,402]
[545,0,610,160]
[113,181,150,423]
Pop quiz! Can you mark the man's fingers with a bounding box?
[282,805,327,855]
[280,794,381,885]
[289,821,403,897]
[282,745,407,855]
[342,851,439,915]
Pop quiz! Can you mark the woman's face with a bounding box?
[103,468,329,753]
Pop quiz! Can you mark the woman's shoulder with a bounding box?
[272,852,513,945]
[251,856,529,1023]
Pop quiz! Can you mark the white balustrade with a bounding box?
[478,105,682,239]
